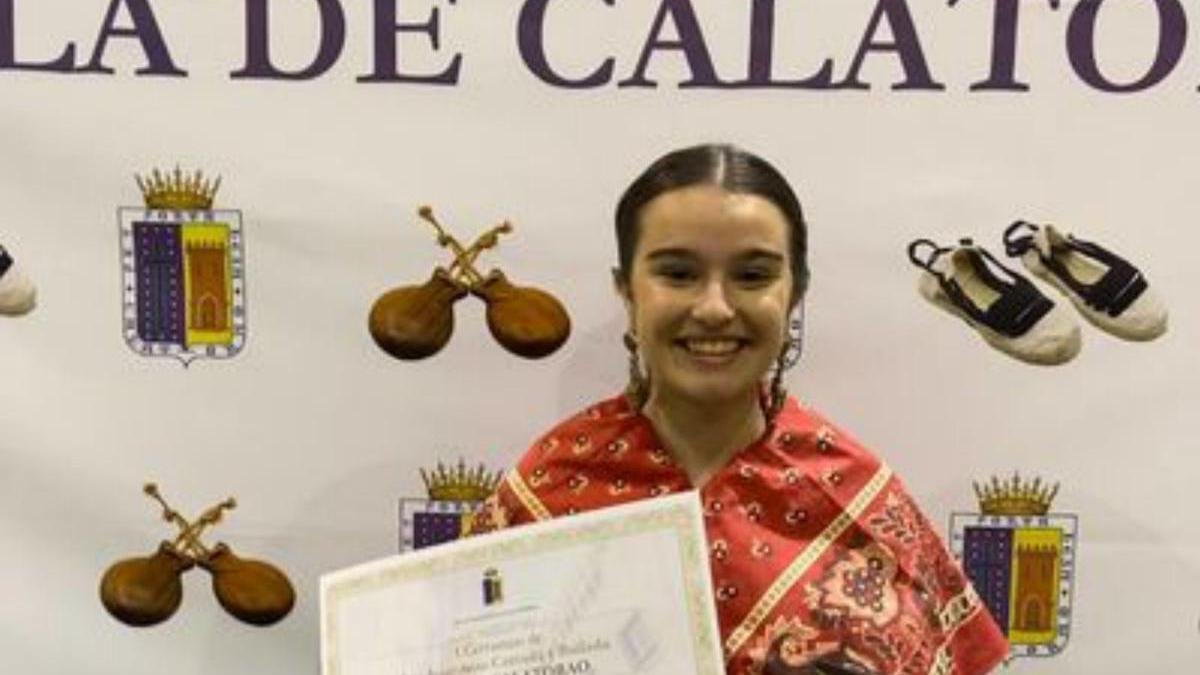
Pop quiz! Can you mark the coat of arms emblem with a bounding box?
[950,473,1078,661]
[119,168,246,364]
[399,460,502,551]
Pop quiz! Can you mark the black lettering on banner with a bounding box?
[518,0,614,88]
[232,0,346,80]
[81,0,186,76]
[0,0,77,72]
[837,0,944,90]
[1,0,1197,94]
[959,0,1064,92]
[359,0,461,84]
[735,0,834,89]
[618,0,726,88]
[1066,0,1187,93]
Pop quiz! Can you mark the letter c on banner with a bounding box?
[518,0,615,88]
[1067,0,1187,93]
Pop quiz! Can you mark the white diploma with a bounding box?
[321,492,724,675]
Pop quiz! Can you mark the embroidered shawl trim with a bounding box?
[926,586,987,675]
[506,470,553,521]
[724,463,895,657]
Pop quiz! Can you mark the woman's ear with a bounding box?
[612,267,635,328]
[612,267,629,300]
[788,279,808,313]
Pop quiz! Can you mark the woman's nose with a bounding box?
[691,279,735,324]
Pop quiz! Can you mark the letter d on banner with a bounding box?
[232,0,346,80]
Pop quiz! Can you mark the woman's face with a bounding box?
[621,184,794,408]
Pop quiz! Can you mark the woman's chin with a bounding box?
[658,377,760,409]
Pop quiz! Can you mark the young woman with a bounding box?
[470,144,1007,675]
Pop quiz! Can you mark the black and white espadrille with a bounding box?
[1004,221,1167,341]
[908,237,1081,365]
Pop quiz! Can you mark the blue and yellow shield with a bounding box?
[120,169,246,364]
[949,475,1078,660]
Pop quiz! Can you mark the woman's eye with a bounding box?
[654,265,697,283]
[736,267,778,284]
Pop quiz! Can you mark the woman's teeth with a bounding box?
[684,339,741,355]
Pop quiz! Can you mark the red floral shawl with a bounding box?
[471,394,1008,675]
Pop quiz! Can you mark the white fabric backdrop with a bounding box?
[1,1,1197,673]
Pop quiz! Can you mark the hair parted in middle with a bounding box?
[613,143,809,414]
[613,143,809,306]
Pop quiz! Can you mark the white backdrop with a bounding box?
[1,1,1198,673]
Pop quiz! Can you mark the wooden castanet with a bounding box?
[99,542,193,627]
[472,270,570,358]
[368,268,468,360]
[200,543,295,626]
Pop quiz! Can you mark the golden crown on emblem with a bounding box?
[136,167,221,211]
[421,459,502,502]
[974,472,1059,516]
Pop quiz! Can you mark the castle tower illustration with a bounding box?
[1009,533,1061,640]
[184,234,230,335]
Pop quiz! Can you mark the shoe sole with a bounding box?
[0,263,37,316]
[1018,251,1167,342]
[917,271,1080,366]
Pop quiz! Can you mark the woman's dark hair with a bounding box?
[614,143,809,303]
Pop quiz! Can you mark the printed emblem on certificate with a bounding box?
[322,492,723,675]
[119,168,246,365]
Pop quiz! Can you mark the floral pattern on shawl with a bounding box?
[470,394,1008,675]
[746,616,839,674]
[806,541,901,629]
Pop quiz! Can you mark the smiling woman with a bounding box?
[613,147,804,486]
[626,187,793,441]
[470,144,1009,675]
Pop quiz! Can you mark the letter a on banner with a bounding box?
[619,0,725,88]
[81,0,186,76]
[838,0,944,90]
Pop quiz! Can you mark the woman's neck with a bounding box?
[642,388,766,488]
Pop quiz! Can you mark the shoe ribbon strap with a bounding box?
[942,246,1054,338]
[1002,220,1038,257]
[907,238,948,271]
[1007,220,1147,317]
[1067,238,1147,317]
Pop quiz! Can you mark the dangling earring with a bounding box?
[768,302,805,419]
[623,332,649,410]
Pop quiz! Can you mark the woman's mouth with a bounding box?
[677,338,745,363]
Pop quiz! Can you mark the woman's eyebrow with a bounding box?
[643,248,698,261]
[643,248,785,264]
[735,249,785,264]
